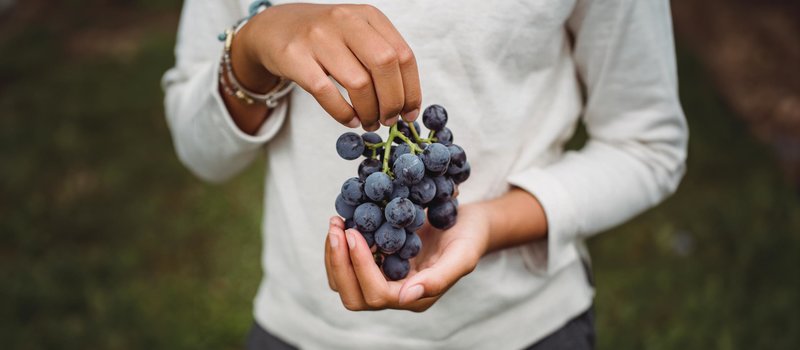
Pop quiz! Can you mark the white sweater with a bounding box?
[162,0,688,348]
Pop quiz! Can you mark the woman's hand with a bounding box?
[233,3,422,131]
[324,203,491,312]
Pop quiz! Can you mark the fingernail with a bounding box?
[345,230,356,249]
[347,118,361,128]
[384,116,399,126]
[403,109,419,122]
[329,233,339,248]
[400,284,424,304]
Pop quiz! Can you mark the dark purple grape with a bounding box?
[434,127,453,146]
[345,217,356,230]
[392,153,425,186]
[398,231,421,259]
[421,143,450,173]
[431,175,454,202]
[447,144,466,168]
[450,161,471,184]
[340,177,364,205]
[391,179,410,199]
[335,194,356,219]
[336,132,365,160]
[375,222,407,254]
[354,202,383,233]
[361,230,375,248]
[407,204,425,231]
[361,132,383,157]
[382,254,410,281]
[385,197,416,228]
[364,172,393,201]
[390,143,411,165]
[361,132,382,144]
[395,121,421,144]
[409,176,436,205]
[422,104,448,131]
[427,200,457,230]
[358,158,382,181]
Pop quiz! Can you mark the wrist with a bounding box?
[481,188,548,254]
[231,18,280,94]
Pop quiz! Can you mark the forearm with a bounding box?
[220,19,281,135]
[482,188,548,254]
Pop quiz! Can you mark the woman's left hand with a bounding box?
[324,203,491,312]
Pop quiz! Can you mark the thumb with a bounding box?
[398,241,477,305]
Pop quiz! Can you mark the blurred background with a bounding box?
[1,0,798,349]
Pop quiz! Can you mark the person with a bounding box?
[162,0,688,348]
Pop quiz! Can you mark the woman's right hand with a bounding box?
[233,3,422,131]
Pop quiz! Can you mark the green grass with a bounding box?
[1,2,798,349]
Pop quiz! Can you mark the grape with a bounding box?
[361,230,376,248]
[364,172,393,201]
[395,121,421,144]
[358,158,382,181]
[340,177,364,205]
[361,132,382,157]
[409,176,436,205]
[385,197,416,228]
[382,254,410,281]
[392,153,425,186]
[407,204,425,231]
[421,143,450,173]
[345,217,356,230]
[422,104,448,131]
[434,127,453,146]
[336,132,365,160]
[390,143,411,165]
[450,161,471,184]
[427,200,457,230]
[335,194,356,219]
[398,231,421,259]
[375,222,407,254]
[447,144,466,168]
[354,202,383,233]
[391,179,410,199]
[431,175,454,202]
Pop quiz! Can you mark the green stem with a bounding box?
[395,132,423,154]
[408,121,423,143]
[382,125,397,174]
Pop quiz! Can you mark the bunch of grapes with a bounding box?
[334,104,470,281]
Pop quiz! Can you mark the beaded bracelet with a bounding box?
[218,0,294,107]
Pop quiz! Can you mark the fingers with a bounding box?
[283,52,360,128]
[325,217,345,291]
[344,228,397,309]
[328,222,366,310]
[363,7,422,122]
[313,40,380,131]
[342,19,405,126]
[324,233,337,291]
[398,240,477,305]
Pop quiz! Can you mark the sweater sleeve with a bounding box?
[161,0,290,183]
[507,0,688,274]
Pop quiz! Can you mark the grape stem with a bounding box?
[367,122,439,175]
